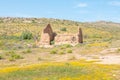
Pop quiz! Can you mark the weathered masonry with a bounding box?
[38,24,83,47]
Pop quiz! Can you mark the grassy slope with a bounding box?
[0,18,120,50]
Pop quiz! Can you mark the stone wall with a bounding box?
[39,24,54,45]
[39,33,50,45]
[38,24,83,47]
[55,34,79,46]
[78,28,83,43]
[43,24,54,41]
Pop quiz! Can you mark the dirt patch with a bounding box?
[95,55,120,64]
[0,47,120,66]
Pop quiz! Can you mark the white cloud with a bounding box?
[109,1,120,6]
[76,3,88,8]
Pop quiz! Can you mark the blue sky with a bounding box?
[0,0,120,22]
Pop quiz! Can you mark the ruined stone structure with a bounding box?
[39,24,83,47]
[39,24,55,45]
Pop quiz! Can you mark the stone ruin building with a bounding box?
[38,24,83,47]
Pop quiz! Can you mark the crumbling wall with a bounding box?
[55,34,79,45]
[55,27,83,45]
[43,24,54,41]
[39,33,50,45]
[39,24,54,45]
[78,27,83,43]
[39,24,83,47]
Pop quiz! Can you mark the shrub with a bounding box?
[63,44,72,48]
[6,51,23,61]
[60,44,72,50]
[50,49,57,54]
[60,27,67,31]
[26,49,32,53]
[68,56,76,60]
[11,53,22,59]
[58,51,65,55]
[24,49,32,53]
[38,57,42,61]
[117,48,120,53]
[67,49,72,53]
[0,41,4,47]
[92,34,102,38]
[5,51,15,56]
[32,43,38,48]
[9,57,15,61]
[9,54,23,61]
[0,55,3,60]
[50,40,55,45]
[20,30,33,40]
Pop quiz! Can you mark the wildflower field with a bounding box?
[0,61,120,80]
[0,18,120,80]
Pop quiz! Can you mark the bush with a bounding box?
[9,54,23,61]
[62,44,72,48]
[117,48,120,53]
[11,53,22,59]
[68,56,76,60]
[50,49,57,54]
[26,49,32,53]
[58,51,65,55]
[20,30,33,40]
[60,27,67,31]
[50,40,55,45]
[6,51,23,61]
[0,41,5,47]
[9,57,15,61]
[67,49,72,53]
[0,55,3,60]
[5,51,15,56]
[92,34,102,38]
[22,49,32,54]
[32,43,38,48]
[38,57,42,61]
